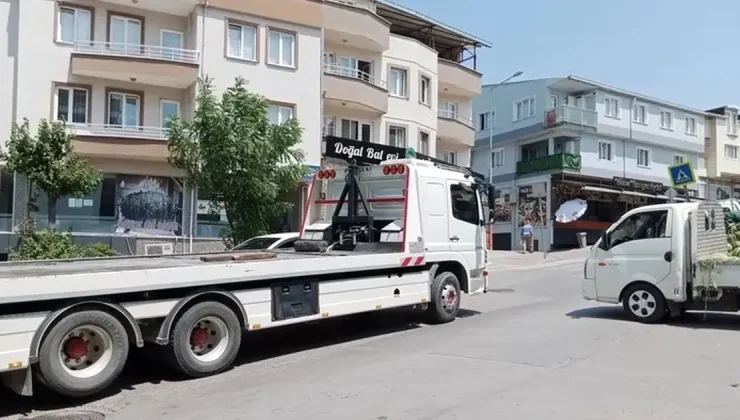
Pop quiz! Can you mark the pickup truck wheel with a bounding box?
[622,284,666,324]
[168,301,242,378]
[426,271,461,324]
[37,310,129,398]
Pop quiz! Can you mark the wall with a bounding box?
[0,0,18,153]
[472,79,549,144]
[381,34,437,155]
[198,6,323,165]
[707,116,740,179]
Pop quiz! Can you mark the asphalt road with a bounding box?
[4,258,740,420]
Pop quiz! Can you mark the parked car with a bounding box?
[230,232,300,251]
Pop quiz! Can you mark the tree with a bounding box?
[167,76,307,246]
[1,119,102,230]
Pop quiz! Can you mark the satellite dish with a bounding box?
[555,199,588,223]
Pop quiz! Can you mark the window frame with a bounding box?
[549,94,557,109]
[419,130,430,155]
[491,147,504,168]
[226,21,258,62]
[727,111,738,136]
[160,99,181,128]
[389,66,408,98]
[632,102,648,125]
[606,209,670,249]
[266,28,296,68]
[597,140,615,162]
[636,146,652,168]
[57,5,93,45]
[339,118,373,142]
[387,125,407,148]
[513,96,536,122]
[725,144,739,160]
[106,90,142,127]
[449,183,480,225]
[673,154,686,166]
[443,151,457,165]
[267,103,295,125]
[685,116,697,135]
[604,96,621,118]
[54,85,90,125]
[659,110,673,130]
[419,74,431,105]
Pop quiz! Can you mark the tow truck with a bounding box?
[0,146,493,398]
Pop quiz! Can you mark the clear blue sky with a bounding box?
[393,0,740,111]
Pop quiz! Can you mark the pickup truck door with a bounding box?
[447,180,485,294]
[595,209,672,302]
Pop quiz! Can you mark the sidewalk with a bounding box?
[487,247,590,270]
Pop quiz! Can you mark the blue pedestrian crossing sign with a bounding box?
[667,161,696,187]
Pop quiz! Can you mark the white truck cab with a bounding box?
[582,200,738,323]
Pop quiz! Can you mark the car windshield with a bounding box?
[232,237,280,251]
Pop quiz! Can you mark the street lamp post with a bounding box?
[487,70,523,183]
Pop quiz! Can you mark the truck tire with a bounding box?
[426,271,461,324]
[37,310,129,398]
[167,301,242,378]
[622,283,666,324]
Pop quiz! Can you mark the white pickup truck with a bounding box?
[0,159,492,398]
[582,200,740,323]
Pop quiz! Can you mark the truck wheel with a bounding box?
[622,283,666,324]
[37,310,129,398]
[167,301,242,378]
[426,271,461,324]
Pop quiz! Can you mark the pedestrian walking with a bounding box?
[521,218,533,253]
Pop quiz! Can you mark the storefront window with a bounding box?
[195,190,227,238]
[0,171,13,232]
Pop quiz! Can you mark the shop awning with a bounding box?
[582,186,621,194]
[619,190,657,199]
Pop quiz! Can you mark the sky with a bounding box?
[392,0,740,111]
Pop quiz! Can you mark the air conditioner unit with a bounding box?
[144,243,174,256]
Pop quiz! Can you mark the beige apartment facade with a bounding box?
[0,0,489,257]
[703,106,740,202]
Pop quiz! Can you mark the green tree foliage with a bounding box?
[11,219,115,261]
[167,76,307,246]
[1,119,102,230]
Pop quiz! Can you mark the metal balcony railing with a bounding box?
[323,63,386,89]
[73,41,200,65]
[437,109,474,127]
[516,153,582,176]
[69,123,168,140]
[544,105,598,129]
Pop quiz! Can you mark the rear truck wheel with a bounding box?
[37,310,129,398]
[622,283,667,324]
[167,301,242,378]
[426,271,462,324]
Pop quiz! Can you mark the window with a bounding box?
[685,117,696,135]
[549,95,557,109]
[449,183,479,225]
[419,75,431,105]
[388,125,406,148]
[605,97,620,118]
[637,147,651,168]
[598,141,613,161]
[478,113,488,130]
[673,155,686,166]
[443,151,457,165]
[323,116,336,136]
[160,100,180,127]
[632,103,647,124]
[109,15,142,53]
[440,102,458,119]
[389,67,407,97]
[58,7,92,44]
[607,210,669,248]
[268,104,294,125]
[55,86,89,124]
[227,23,257,61]
[660,111,673,130]
[491,148,504,168]
[268,30,295,67]
[727,112,738,136]
[340,119,372,142]
[337,57,373,82]
[514,97,535,121]
[160,29,183,60]
[419,131,429,155]
[725,144,738,160]
[107,92,140,127]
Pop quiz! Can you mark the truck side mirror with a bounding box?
[487,185,495,210]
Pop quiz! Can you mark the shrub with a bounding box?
[10,219,116,261]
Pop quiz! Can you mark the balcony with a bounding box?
[516,153,582,176]
[323,63,388,115]
[437,110,474,147]
[438,59,482,98]
[544,105,598,130]
[71,42,200,89]
[69,124,170,162]
[323,0,390,52]
[97,0,199,16]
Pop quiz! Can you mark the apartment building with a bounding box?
[321,0,489,168]
[0,0,323,255]
[703,105,740,202]
[471,75,713,251]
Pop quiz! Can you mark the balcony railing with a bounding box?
[323,63,386,89]
[516,153,582,176]
[69,123,168,140]
[438,109,474,127]
[73,41,200,65]
[544,105,597,129]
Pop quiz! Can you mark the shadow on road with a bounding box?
[566,305,740,331]
[0,307,481,418]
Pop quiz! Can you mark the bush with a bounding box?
[11,219,116,261]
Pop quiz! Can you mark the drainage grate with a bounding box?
[26,410,106,420]
[486,288,515,293]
